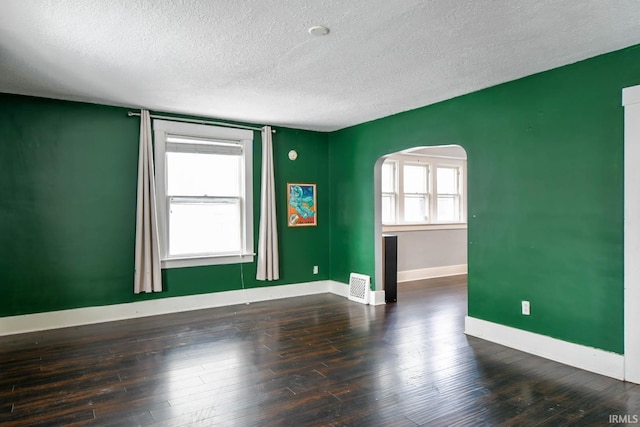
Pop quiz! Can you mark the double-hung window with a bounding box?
[403,163,429,223]
[435,166,461,222]
[381,161,398,223]
[154,120,254,268]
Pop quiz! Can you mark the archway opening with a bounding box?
[373,145,468,300]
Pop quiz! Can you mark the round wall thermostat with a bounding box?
[288,150,298,160]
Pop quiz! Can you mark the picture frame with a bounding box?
[287,183,317,227]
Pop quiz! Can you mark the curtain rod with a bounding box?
[127,111,275,133]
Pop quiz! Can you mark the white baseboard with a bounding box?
[0,281,334,337]
[328,280,349,298]
[1,279,390,337]
[398,264,467,282]
[465,316,624,380]
[369,290,386,305]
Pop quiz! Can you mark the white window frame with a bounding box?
[434,165,462,223]
[381,160,398,223]
[402,162,430,224]
[381,154,466,231]
[153,119,254,268]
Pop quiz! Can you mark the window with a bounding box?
[154,120,254,268]
[381,161,397,223]
[403,164,429,222]
[381,154,465,227]
[436,166,460,222]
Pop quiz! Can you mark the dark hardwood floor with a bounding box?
[1,276,639,426]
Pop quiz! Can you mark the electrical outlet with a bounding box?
[313,265,318,274]
[521,300,530,316]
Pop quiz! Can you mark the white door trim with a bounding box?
[624,84,640,384]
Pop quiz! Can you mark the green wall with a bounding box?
[3,43,639,355]
[0,94,330,317]
[329,45,640,354]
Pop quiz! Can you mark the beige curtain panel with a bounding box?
[256,126,280,280]
[134,110,162,293]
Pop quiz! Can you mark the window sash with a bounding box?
[381,162,397,193]
[403,194,429,222]
[435,166,459,195]
[167,196,243,257]
[381,192,396,224]
[403,164,428,194]
[436,194,460,222]
[165,151,242,198]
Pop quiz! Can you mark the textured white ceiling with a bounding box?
[1,1,640,131]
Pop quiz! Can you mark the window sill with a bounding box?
[162,253,255,269]
[382,223,467,232]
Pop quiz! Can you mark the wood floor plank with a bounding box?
[0,275,634,426]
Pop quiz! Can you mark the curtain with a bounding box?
[134,110,162,293]
[256,126,280,280]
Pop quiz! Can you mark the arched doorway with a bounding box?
[373,145,468,300]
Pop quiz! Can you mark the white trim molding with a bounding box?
[329,280,350,298]
[465,317,624,380]
[623,84,640,106]
[382,223,467,232]
[1,281,331,336]
[369,290,386,305]
[398,264,467,282]
[0,281,377,337]
[624,84,640,384]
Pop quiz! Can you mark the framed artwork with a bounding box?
[287,183,317,227]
